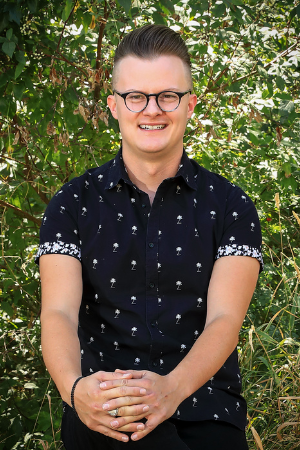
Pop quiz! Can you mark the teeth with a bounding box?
[140,125,166,130]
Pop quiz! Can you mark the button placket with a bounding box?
[145,187,167,371]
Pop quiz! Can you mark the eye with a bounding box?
[159,92,179,101]
[127,93,146,102]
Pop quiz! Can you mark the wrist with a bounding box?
[59,372,83,405]
[70,376,84,417]
[166,370,189,405]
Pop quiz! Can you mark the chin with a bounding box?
[139,146,167,154]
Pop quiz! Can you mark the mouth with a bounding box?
[139,124,167,130]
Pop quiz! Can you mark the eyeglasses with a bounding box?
[113,90,191,113]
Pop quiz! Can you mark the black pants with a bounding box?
[61,404,249,450]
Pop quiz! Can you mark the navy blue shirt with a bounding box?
[36,149,263,430]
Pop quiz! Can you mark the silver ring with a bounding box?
[108,408,119,417]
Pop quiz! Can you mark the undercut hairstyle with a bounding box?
[112,24,192,88]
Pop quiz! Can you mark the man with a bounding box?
[36,25,263,449]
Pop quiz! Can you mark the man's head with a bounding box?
[112,24,193,89]
[107,25,197,160]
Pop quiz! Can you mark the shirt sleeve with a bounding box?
[35,182,81,264]
[215,184,263,272]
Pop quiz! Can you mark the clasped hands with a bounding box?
[73,369,183,443]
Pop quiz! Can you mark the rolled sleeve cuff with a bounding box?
[35,241,82,264]
[216,244,263,272]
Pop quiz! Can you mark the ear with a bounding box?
[107,94,118,120]
[187,93,198,119]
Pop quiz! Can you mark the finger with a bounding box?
[115,369,146,379]
[95,370,133,382]
[100,380,148,396]
[117,403,150,417]
[102,394,149,412]
[131,418,158,441]
[92,423,131,443]
[109,414,147,431]
[100,377,150,392]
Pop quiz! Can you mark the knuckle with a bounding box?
[144,380,152,390]
[121,378,128,386]
[101,427,110,437]
[85,418,94,430]
[117,406,124,416]
[119,385,127,395]
[90,403,99,413]
[91,386,101,398]
[146,422,156,431]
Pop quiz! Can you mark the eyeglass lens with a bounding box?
[125,92,180,112]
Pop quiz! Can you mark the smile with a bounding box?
[139,125,166,130]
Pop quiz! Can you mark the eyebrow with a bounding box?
[118,88,187,93]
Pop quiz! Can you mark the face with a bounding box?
[107,55,197,161]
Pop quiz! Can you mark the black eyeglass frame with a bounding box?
[113,90,192,112]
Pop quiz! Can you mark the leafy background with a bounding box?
[0,0,299,448]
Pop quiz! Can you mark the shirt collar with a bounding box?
[106,148,197,191]
[175,150,197,190]
[105,149,132,190]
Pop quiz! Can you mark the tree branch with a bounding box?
[94,0,109,101]
[55,2,76,53]
[206,39,299,95]
[0,200,42,226]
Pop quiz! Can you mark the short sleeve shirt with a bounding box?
[36,149,263,430]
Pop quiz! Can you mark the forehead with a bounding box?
[113,55,190,91]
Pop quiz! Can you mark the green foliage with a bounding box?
[0,0,299,448]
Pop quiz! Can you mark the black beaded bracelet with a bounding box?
[71,376,83,418]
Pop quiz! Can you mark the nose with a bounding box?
[143,95,162,115]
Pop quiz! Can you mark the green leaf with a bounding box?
[257,64,268,78]
[15,63,25,80]
[248,131,260,145]
[0,301,14,317]
[6,28,13,40]
[2,40,16,58]
[62,0,73,22]
[276,76,285,91]
[212,2,226,17]
[8,5,22,25]
[82,12,92,33]
[117,0,132,15]
[278,100,294,117]
[191,0,209,13]
[230,6,244,22]
[0,74,8,89]
[28,0,38,13]
[108,111,120,133]
[282,162,291,177]
[159,0,175,13]
[12,82,25,100]
[0,12,10,35]
[16,51,26,65]
[64,87,79,104]
[153,11,166,25]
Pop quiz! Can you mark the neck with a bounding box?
[122,148,183,203]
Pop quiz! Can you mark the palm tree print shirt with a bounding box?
[36,149,263,430]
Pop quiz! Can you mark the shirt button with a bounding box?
[142,204,146,208]
[149,282,155,289]
[151,321,157,327]
[153,361,158,367]
[148,242,154,248]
